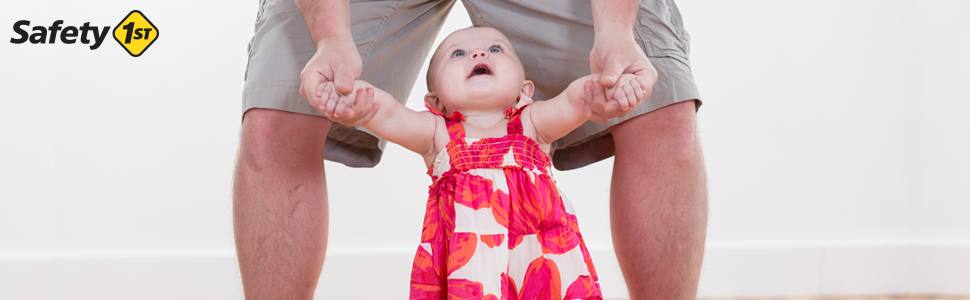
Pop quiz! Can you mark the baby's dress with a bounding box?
[410,106,602,300]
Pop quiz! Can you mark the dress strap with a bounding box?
[505,105,524,135]
[426,105,466,122]
[427,105,466,141]
[447,120,466,141]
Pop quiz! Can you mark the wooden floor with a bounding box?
[699,297,970,300]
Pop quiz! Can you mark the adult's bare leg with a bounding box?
[233,108,333,300]
[609,100,708,300]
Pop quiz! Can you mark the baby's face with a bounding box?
[428,27,527,112]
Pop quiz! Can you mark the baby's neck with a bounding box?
[459,110,506,130]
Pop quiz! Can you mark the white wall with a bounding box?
[1,0,968,299]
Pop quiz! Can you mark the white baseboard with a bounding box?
[1,244,968,299]
[696,243,970,298]
[0,254,243,300]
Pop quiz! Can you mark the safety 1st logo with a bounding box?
[9,10,158,57]
[112,10,158,57]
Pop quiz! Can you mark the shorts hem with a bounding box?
[550,56,702,170]
[242,84,387,168]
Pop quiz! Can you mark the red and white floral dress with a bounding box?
[410,106,602,300]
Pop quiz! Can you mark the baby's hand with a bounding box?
[605,74,650,112]
[314,80,377,126]
[316,80,360,118]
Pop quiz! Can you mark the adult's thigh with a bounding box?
[610,101,698,160]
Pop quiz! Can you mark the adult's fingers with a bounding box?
[300,69,323,109]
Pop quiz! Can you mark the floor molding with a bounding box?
[1,244,968,299]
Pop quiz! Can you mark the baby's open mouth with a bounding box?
[468,64,493,78]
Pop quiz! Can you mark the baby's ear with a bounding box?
[424,92,445,113]
[520,80,535,98]
[515,80,535,109]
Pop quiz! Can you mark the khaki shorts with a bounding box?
[243,0,701,170]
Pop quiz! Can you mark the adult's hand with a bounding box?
[300,35,362,114]
[295,0,366,122]
[588,0,658,122]
[587,32,657,122]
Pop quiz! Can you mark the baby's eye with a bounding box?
[488,46,503,53]
[451,49,466,58]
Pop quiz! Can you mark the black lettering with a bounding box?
[10,20,127,50]
[47,20,63,44]
[89,26,110,50]
[142,28,152,40]
[29,26,46,44]
[10,20,29,44]
[134,28,143,40]
[79,22,94,44]
[122,22,134,43]
[61,26,78,44]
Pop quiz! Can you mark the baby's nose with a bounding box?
[471,49,488,58]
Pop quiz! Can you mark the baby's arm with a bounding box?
[528,74,648,146]
[525,74,598,147]
[315,81,439,157]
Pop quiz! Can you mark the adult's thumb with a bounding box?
[333,67,356,96]
[597,66,622,89]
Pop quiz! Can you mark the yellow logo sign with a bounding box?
[112,10,158,57]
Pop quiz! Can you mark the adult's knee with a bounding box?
[238,108,332,172]
[611,100,701,165]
